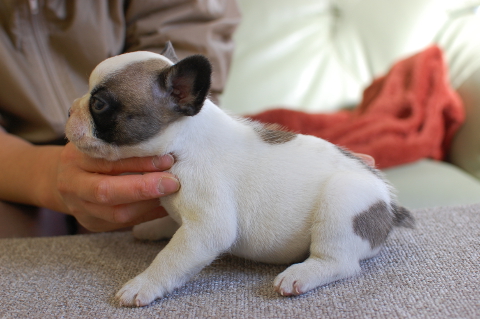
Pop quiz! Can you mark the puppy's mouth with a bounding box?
[69,135,110,157]
[74,137,102,153]
[65,120,120,161]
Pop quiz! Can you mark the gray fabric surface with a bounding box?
[0,204,479,319]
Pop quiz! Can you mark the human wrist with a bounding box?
[32,145,69,213]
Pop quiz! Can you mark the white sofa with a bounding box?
[221,0,480,209]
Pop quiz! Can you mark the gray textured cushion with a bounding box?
[1,204,479,318]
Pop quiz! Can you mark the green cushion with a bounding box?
[383,159,480,209]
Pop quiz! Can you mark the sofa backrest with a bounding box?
[221,0,480,180]
[221,0,480,115]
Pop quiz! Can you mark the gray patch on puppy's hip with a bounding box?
[353,201,393,249]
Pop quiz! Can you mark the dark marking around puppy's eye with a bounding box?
[89,56,212,146]
[88,60,173,146]
[254,123,297,144]
[353,201,393,249]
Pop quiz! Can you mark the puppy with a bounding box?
[65,45,414,307]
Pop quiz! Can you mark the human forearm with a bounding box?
[0,130,181,231]
[0,131,64,210]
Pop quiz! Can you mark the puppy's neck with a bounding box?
[116,100,239,160]
[160,100,240,155]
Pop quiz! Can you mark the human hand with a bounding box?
[54,143,179,232]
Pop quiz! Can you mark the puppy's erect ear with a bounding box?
[159,55,212,116]
[160,41,179,63]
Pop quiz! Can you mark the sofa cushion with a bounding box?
[383,159,480,209]
[449,68,480,180]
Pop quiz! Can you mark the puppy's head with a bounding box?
[65,50,211,160]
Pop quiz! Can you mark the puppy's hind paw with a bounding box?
[273,263,312,297]
[273,258,359,297]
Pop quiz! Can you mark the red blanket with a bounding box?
[248,46,465,169]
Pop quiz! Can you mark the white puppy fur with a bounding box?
[65,46,413,307]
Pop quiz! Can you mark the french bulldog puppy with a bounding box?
[65,45,414,307]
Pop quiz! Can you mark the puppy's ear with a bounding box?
[160,41,179,63]
[159,55,212,116]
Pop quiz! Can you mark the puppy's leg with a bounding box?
[133,216,179,241]
[116,214,236,307]
[274,173,386,296]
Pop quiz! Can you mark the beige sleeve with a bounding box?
[123,0,241,102]
[0,114,5,132]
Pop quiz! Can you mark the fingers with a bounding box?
[78,171,180,206]
[82,153,175,175]
[79,202,169,232]
[57,143,179,233]
[65,142,175,174]
[132,205,169,225]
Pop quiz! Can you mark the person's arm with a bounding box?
[0,130,179,232]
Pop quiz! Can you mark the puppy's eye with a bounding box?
[90,97,109,114]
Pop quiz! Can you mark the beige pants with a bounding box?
[0,201,70,238]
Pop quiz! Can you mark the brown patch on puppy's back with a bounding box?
[254,123,297,144]
[353,201,393,249]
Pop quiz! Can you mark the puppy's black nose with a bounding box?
[67,108,71,118]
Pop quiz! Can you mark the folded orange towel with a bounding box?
[248,46,465,169]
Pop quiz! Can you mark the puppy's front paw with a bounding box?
[116,273,167,307]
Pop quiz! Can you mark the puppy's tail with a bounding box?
[392,203,415,228]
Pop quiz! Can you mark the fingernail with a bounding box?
[152,154,174,170]
[158,176,180,195]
